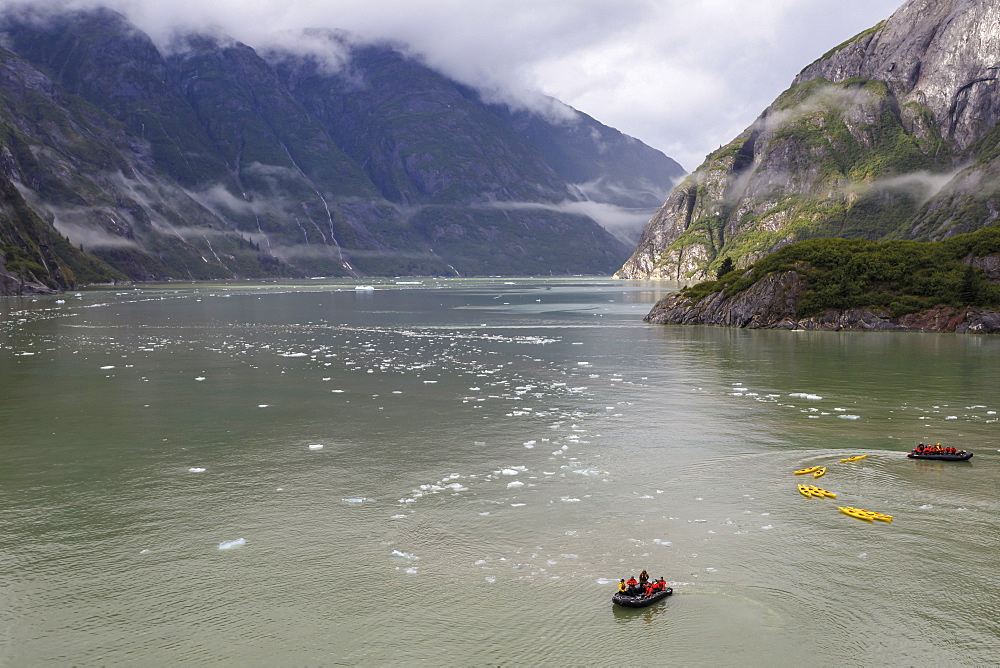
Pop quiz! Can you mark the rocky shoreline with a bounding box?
[645,271,1000,333]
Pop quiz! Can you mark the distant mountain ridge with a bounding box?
[0,7,683,292]
[618,0,1000,281]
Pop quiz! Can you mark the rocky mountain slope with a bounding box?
[0,8,683,293]
[618,0,1000,281]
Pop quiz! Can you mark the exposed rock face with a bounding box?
[645,271,1000,333]
[0,8,683,287]
[619,0,1000,281]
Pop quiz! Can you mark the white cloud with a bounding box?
[3,0,904,171]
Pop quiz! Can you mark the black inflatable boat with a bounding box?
[612,587,673,608]
[907,451,973,461]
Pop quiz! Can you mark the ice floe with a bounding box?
[218,538,246,550]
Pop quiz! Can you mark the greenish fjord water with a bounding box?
[1,278,998,666]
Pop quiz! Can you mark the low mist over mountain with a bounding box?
[618,0,1000,281]
[0,7,683,292]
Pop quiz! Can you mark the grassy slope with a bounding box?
[680,226,1000,318]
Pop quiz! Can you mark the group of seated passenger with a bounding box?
[617,570,668,597]
[913,443,965,455]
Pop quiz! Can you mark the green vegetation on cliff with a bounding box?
[680,226,1000,318]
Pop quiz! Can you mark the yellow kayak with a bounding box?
[798,484,836,498]
[838,506,874,521]
[794,466,822,475]
[839,455,868,463]
[839,506,893,522]
[812,467,827,478]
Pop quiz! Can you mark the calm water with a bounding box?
[1,278,998,666]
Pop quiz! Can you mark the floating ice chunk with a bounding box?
[760,525,773,530]
[501,468,519,476]
[308,444,324,450]
[945,415,958,420]
[858,552,868,559]
[391,550,419,560]
[280,352,308,357]
[510,503,526,507]
[218,538,246,550]
[343,497,374,504]
[195,376,206,381]
[55,299,66,304]
[404,567,418,574]
[188,467,206,473]
[100,365,115,370]
[507,481,524,488]
[561,497,581,502]
[838,414,860,420]
[258,404,270,408]
[790,393,822,400]
[139,549,150,554]
[919,504,934,509]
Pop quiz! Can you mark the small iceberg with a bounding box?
[188,467,206,473]
[218,538,246,550]
[308,444,324,450]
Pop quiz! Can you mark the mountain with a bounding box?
[618,0,1000,281]
[0,8,683,293]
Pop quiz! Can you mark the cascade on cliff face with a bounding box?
[618,0,1000,282]
[0,8,683,292]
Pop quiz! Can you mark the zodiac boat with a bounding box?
[907,451,972,461]
[612,587,674,608]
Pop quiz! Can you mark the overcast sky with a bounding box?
[11,0,905,171]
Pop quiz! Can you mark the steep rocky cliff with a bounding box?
[0,8,682,293]
[619,0,1000,281]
